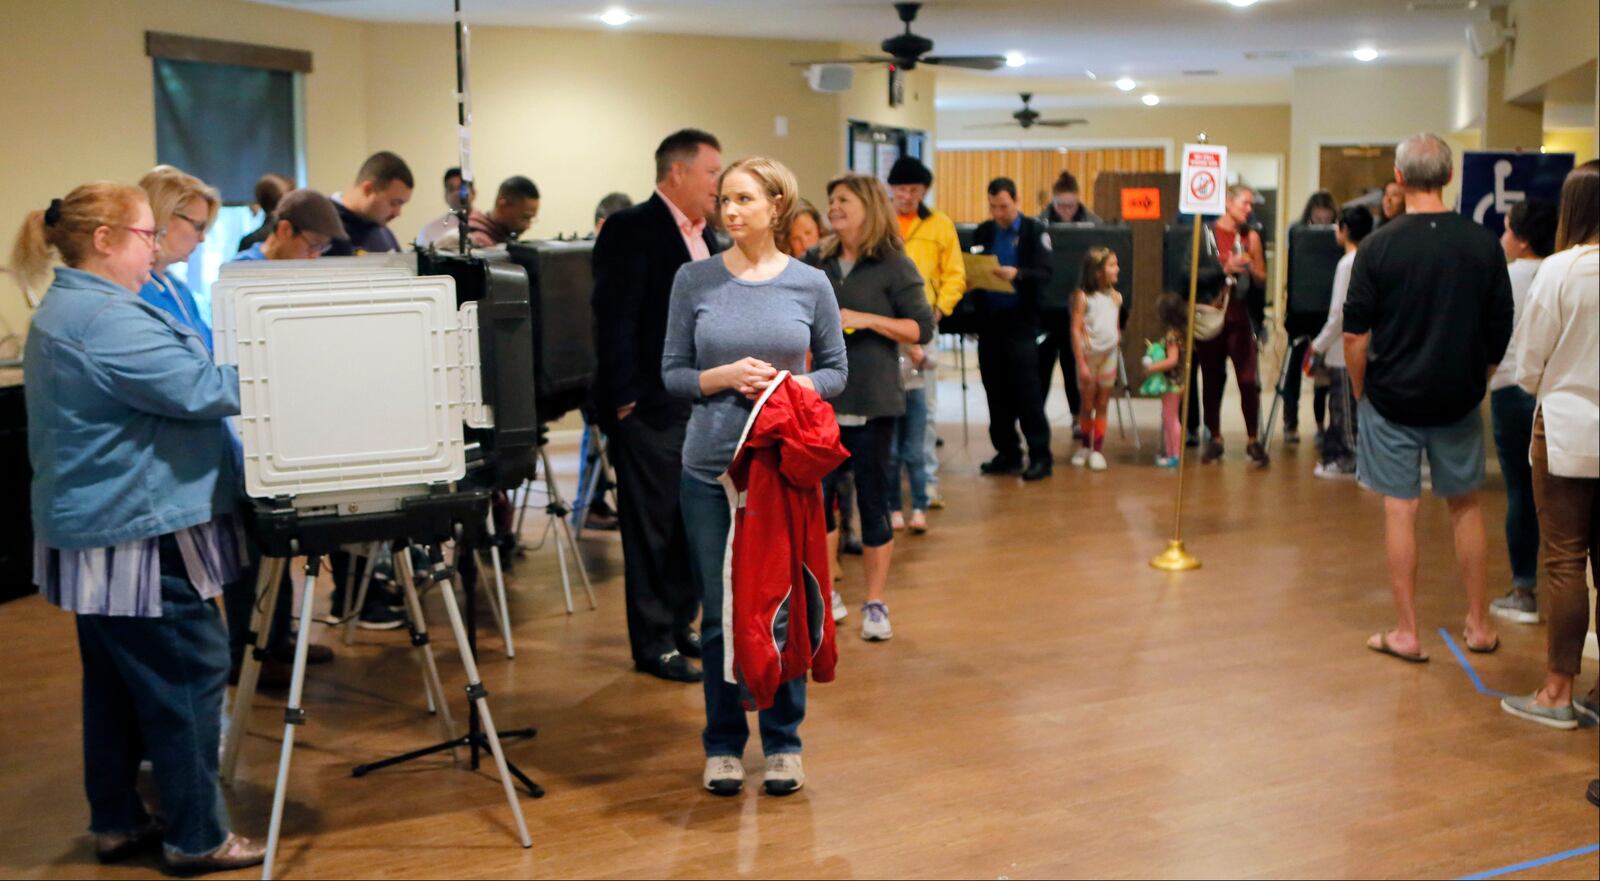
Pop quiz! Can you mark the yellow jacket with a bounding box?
[901,209,966,317]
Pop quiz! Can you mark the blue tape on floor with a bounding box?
[1438,628,1509,699]
[1457,842,1600,880]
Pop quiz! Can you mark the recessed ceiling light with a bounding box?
[1142,93,1161,106]
[599,7,633,26]
[1005,51,1026,68]
[1084,69,1098,80]
[1227,0,1259,7]
[1353,47,1379,62]
[1115,77,1137,91]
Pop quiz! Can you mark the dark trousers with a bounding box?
[611,414,698,664]
[978,318,1053,464]
[1036,309,1082,421]
[1281,337,1329,432]
[680,475,805,758]
[1321,367,1359,467]
[1492,386,1541,589]
[824,418,896,549]
[1530,413,1598,689]
[1196,311,1261,441]
[75,537,232,856]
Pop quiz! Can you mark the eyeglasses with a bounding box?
[121,226,165,247]
[171,211,206,232]
[293,228,334,256]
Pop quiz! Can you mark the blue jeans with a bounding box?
[680,475,805,758]
[75,537,232,856]
[888,387,930,511]
[1490,386,1540,589]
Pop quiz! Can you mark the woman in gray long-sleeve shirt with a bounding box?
[806,173,935,645]
[661,157,846,799]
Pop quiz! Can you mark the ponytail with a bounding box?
[8,182,146,302]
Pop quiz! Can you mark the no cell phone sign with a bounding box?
[1180,144,1228,215]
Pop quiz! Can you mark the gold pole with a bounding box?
[1150,139,1208,572]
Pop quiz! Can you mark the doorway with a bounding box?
[1319,144,1397,208]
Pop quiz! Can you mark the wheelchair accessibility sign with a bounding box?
[1460,151,1574,235]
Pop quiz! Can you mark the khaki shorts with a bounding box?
[1083,350,1119,390]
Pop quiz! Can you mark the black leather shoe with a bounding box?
[979,456,1024,476]
[1021,460,1053,481]
[636,651,703,683]
[676,629,703,659]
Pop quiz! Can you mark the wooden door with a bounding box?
[1318,144,1397,208]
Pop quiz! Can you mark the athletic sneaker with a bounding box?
[1490,588,1540,625]
[703,756,744,797]
[1246,442,1270,468]
[861,601,892,641]
[1070,447,1090,467]
[908,510,928,534]
[1573,692,1598,725]
[1088,451,1108,472]
[356,603,407,631]
[890,511,906,531]
[831,590,848,622]
[927,495,945,510]
[1313,461,1358,481]
[1500,692,1579,730]
[1201,440,1225,464]
[764,753,805,796]
[1283,429,1300,445]
[1155,455,1179,469]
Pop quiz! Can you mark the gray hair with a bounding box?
[1395,133,1453,191]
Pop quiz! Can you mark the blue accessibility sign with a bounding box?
[1459,151,1575,235]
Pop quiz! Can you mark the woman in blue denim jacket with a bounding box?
[11,182,264,874]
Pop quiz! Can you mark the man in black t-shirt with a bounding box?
[1344,132,1513,664]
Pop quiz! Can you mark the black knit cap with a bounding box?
[886,156,933,187]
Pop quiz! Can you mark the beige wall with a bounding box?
[1289,65,1457,216]
[0,0,371,338]
[367,25,862,243]
[0,1,927,339]
[936,104,1291,159]
[1505,0,1600,103]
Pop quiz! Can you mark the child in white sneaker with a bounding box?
[1141,293,1188,468]
[1070,247,1123,471]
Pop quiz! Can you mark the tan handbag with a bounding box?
[1192,289,1229,342]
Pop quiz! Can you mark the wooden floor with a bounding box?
[2,398,1597,879]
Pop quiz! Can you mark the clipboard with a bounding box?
[963,253,1015,294]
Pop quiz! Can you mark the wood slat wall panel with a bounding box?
[935,148,1166,223]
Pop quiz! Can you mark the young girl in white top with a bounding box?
[1069,247,1123,471]
[1309,206,1374,479]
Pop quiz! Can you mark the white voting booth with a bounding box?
[210,254,533,880]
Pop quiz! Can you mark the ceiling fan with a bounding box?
[790,2,1007,71]
[966,93,1089,130]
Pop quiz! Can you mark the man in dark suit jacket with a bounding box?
[970,177,1055,481]
[591,129,723,683]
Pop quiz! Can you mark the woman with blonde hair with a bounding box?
[137,166,219,350]
[662,157,847,797]
[13,183,262,873]
[808,173,935,643]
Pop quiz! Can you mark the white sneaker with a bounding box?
[1088,451,1108,471]
[831,590,847,622]
[763,753,805,796]
[890,511,906,531]
[1070,447,1090,467]
[1313,462,1357,481]
[908,510,928,534]
[703,756,744,796]
[861,601,892,641]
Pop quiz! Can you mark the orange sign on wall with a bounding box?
[1121,187,1162,221]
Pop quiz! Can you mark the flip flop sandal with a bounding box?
[1367,633,1429,663]
[1464,633,1501,654]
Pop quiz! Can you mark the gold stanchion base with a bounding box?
[1150,540,1201,572]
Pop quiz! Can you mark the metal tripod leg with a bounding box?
[539,446,597,613]
[1261,336,1302,450]
[342,543,381,646]
[438,565,534,850]
[510,478,533,555]
[262,554,322,881]
[957,335,970,447]
[394,546,459,755]
[222,556,287,784]
[572,426,611,541]
[1112,348,1143,451]
[482,512,515,658]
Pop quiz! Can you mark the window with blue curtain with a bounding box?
[147,32,309,316]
